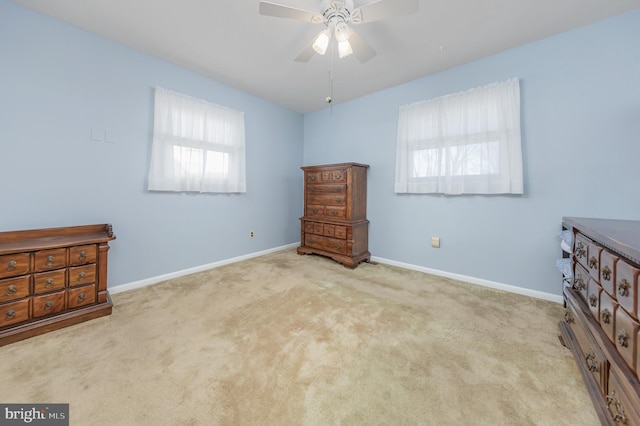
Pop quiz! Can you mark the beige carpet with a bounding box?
[0,249,597,425]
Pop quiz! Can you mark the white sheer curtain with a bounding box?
[395,78,523,194]
[147,87,246,193]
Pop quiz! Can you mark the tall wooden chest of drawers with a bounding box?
[297,163,370,268]
[559,217,640,425]
[0,224,115,346]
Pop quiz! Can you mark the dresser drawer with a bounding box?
[616,259,639,319]
[615,307,639,373]
[334,225,347,239]
[566,298,608,393]
[306,183,346,195]
[0,276,30,303]
[32,291,66,318]
[573,263,589,301]
[33,269,66,294]
[587,242,602,281]
[34,248,67,272]
[600,292,618,343]
[607,368,640,425]
[306,205,347,219]
[69,244,97,266]
[323,224,335,237]
[68,264,96,287]
[587,282,601,322]
[305,234,348,255]
[307,193,346,206]
[574,233,590,270]
[0,299,30,328]
[67,284,96,309]
[600,249,619,298]
[0,253,30,279]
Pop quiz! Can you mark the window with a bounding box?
[395,79,523,194]
[147,87,246,193]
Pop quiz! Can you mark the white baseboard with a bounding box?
[109,243,299,295]
[371,255,563,304]
[109,243,563,304]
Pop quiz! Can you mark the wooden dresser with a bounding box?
[0,224,115,346]
[559,217,640,425]
[298,162,370,268]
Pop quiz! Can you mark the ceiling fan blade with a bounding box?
[259,1,323,23]
[356,0,419,23]
[294,37,317,63]
[349,30,376,63]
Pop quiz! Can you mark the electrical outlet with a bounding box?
[250,230,254,239]
[431,236,440,248]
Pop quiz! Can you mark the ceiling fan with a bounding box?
[259,0,419,63]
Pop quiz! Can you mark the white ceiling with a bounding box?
[10,0,640,113]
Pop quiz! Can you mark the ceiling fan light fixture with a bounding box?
[312,30,331,55]
[334,21,353,42]
[338,40,353,58]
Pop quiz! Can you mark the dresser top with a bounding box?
[301,162,369,171]
[0,224,115,254]
[563,217,640,264]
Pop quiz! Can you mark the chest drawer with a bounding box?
[307,184,346,195]
[34,269,66,294]
[69,245,97,266]
[34,248,67,272]
[599,292,618,343]
[0,253,30,279]
[566,298,608,393]
[0,276,30,303]
[573,263,589,301]
[600,250,618,298]
[67,284,96,309]
[307,193,346,206]
[32,291,66,318]
[305,234,348,255]
[574,233,590,270]
[615,307,639,373]
[607,368,640,425]
[68,264,96,287]
[587,242,602,281]
[0,299,30,328]
[616,259,639,319]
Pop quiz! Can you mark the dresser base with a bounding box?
[297,246,371,269]
[0,295,112,347]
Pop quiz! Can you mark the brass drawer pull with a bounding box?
[601,266,612,281]
[601,309,611,324]
[335,198,342,203]
[6,285,17,294]
[45,301,54,309]
[78,293,86,301]
[46,255,55,265]
[79,250,87,258]
[312,208,319,214]
[618,279,630,297]
[585,351,599,372]
[79,272,87,279]
[573,277,585,291]
[308,238,315,244]
[564,310,574,324]
[309,176,316,181]
[606,390,627,424]
[617,329,629,347]
[333,243,342,250]
[589,256,598,269]
[330,210,338,216]
[46,278,54,288]
[333,174,342,179]
[575,242,585,258]
[5,310,15,319]
[7,260,17,270]
[588,294,597,307]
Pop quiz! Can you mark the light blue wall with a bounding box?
[0,0,304,288]
[303,10,640,295]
